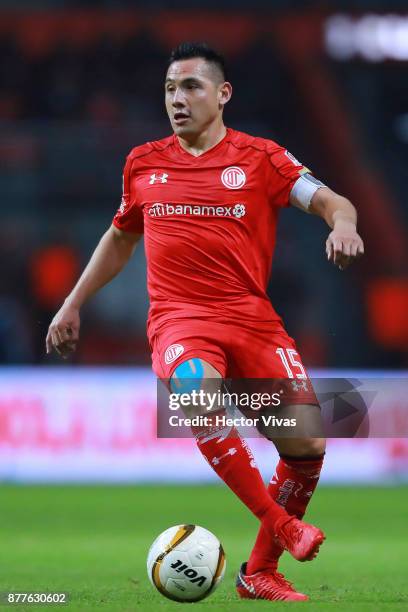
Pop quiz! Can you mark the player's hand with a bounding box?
[326,220,364,270]
[46,302,80,359]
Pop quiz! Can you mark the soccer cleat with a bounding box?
[236,562,308,601]
[274,516,325,562]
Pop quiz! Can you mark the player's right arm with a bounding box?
[46,225,142,358]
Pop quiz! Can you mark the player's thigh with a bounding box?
[228,324,320,409]
[229,324,308,379]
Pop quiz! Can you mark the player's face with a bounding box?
[165,58,231,137]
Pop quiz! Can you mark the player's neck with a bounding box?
[177,122,227,157]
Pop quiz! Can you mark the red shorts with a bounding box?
[151,318,318,406]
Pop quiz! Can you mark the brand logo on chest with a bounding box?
[149,173,168,184]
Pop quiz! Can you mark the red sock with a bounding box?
[246,454,324,574]
[193,419,289,536]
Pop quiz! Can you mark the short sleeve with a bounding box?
[112,154,144,233]
[267,144,311,208]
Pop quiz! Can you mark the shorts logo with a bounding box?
[164,343,185,364]
[291,380,309,392]
[221,166,246,190]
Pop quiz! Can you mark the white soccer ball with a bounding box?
[147,524,226,602]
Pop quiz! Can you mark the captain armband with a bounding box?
[289,173,326,211]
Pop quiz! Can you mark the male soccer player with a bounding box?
[46,42,364,601]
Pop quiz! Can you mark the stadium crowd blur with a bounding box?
[1,3,407,368]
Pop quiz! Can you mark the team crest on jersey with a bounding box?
[221,166,246,190]
[164,343,185,365]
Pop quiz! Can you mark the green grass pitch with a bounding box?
[0,485,407,611]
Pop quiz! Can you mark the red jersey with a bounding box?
[112,128,309,342]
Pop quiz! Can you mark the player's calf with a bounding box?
[247,405,326,575]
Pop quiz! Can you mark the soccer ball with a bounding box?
[147,524,226,602]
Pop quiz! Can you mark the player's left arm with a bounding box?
[268,145,364,270]
[308,186,364,270]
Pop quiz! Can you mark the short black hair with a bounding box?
[167,42,227,82]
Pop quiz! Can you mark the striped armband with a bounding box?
[289,173,325,210]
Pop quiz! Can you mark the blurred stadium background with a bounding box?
[1,2,408,487]
[1,2,408,607]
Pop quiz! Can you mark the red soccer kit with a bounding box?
[113,127,316,401]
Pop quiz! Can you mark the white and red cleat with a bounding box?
[275,516,325,562]
[236,562,309,601]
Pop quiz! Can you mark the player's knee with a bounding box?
[284,437,326,457]
[297,437,326,457]
[272,436,326,458]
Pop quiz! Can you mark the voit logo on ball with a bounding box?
[165,344,185,364]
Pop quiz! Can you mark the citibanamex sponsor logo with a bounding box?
[164,344,185,365]
[148,203,246,218]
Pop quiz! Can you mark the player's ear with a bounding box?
[218,82,232,109]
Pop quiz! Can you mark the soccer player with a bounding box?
[46,42,364,601]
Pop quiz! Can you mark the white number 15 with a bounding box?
[276,348,307,379]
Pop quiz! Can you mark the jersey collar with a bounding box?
[173,127,231,162]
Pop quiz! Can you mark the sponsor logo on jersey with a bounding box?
[232,203,246,218]
[164,343,185,365]
[221,166,246,189]
[284,150,303,166]
[148,202,246,218]
[149,172,168,184]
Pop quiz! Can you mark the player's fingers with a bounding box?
[334,247,350,269]
[51,331,63,354]
[59,341,77,360]
[45,329,53,354]
[58,326,73,343]
[333,241,343,265]
[68,325,80,342]
[350,241,359,257]
[342,241,352,257]
[45,323,53,353]
[349,240,364,262]
[326,239,334,261]
[326,236,335,261]
[54,327,64,345]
